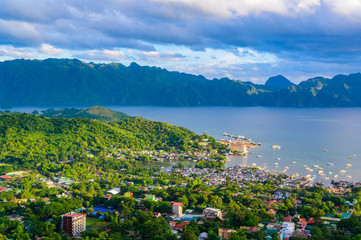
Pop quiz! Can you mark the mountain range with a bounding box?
[0,58,361,107]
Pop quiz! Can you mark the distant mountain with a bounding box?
[0,58,361,107]
[41,106,129,123]
[265,75,295,90]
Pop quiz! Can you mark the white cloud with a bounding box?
[133,50,185,61]
[151,0,320,18]
[73,49,128,61]
[0,45,35,59]
[325,0,361,21]
[39,43,62,55]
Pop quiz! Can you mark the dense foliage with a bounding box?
[1,58,361,108]
[40,106,129,123]
[0,112,215,173]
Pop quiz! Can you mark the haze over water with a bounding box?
[12,106,361,183]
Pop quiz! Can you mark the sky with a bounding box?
[1,0,361,84]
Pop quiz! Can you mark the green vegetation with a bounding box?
[1,58,361,107]
[41,106,129,123]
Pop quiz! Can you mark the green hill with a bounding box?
[41,106,129,123]
[0,112,216,173]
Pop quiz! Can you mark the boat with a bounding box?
[325,177,330,180]
[256,155,262,158]
[328,172,333,175]
[272,145,281,149]
[346,175,352,179]
[263,163,267,165]
[303,165,308,167]
[349,156,353,159]
[352,154,356,157]
[292,161,296,164]
[346,164,352,167]
[309,169,314,172]
[312,165,319,168]
[252,163,257,166]
[285,167,289,169]
[318,170,324,174]
[340,170,346,173]
[324,149,328,152]
[276,158,281,161]
[327,163,334,166]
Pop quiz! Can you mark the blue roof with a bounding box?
[92,207,113,213]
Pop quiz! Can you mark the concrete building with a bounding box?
[171,202,183,217]
[281,222,295,239]
[63,214,86,237]
[203,207,222,220]
[218,227,237,239]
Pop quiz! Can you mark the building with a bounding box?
[218,227,236,239]
[171,202,183,217]
[106,188,120,195]
[281,222,295,239]
[203,207,222,220]
[63,214,86,237]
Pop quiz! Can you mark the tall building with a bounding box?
[281,222,295,239]
[171,202,183,216]
[63,214,86,237]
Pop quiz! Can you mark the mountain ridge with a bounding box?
[1,58,361,107]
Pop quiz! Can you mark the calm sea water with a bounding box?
[11,106,361,183]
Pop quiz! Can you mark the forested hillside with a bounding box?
[1,58,361,107]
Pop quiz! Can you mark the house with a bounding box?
[248,227,259,233]
[283,216,293,222]
[291,230,308,239]
[218,227,236,239]
[203,207,222,220]
[0,175,12,181]
[104,194,112,200]
[265,200,278,206]
[267,209,277,215]
[171,202,183,217]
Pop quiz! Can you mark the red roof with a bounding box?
[63,213,86,217]
[0,175,12,180]
[171,202,183,206]
[265,200,278,205]
[248,227,259,233]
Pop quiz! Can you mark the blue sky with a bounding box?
[1,0,361,83]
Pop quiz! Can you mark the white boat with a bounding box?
[275,163,279,165]
[340,170,346,173]
[327,163,334,166]
[312,165,319,168]
[276,158,281,161]
[252,163,257,166]
[346,175,352,179]
[256,155,262,158]
[324,149,328,152]
[318,170,324,174]
[292,161,296,164]
[272,145,281,149]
